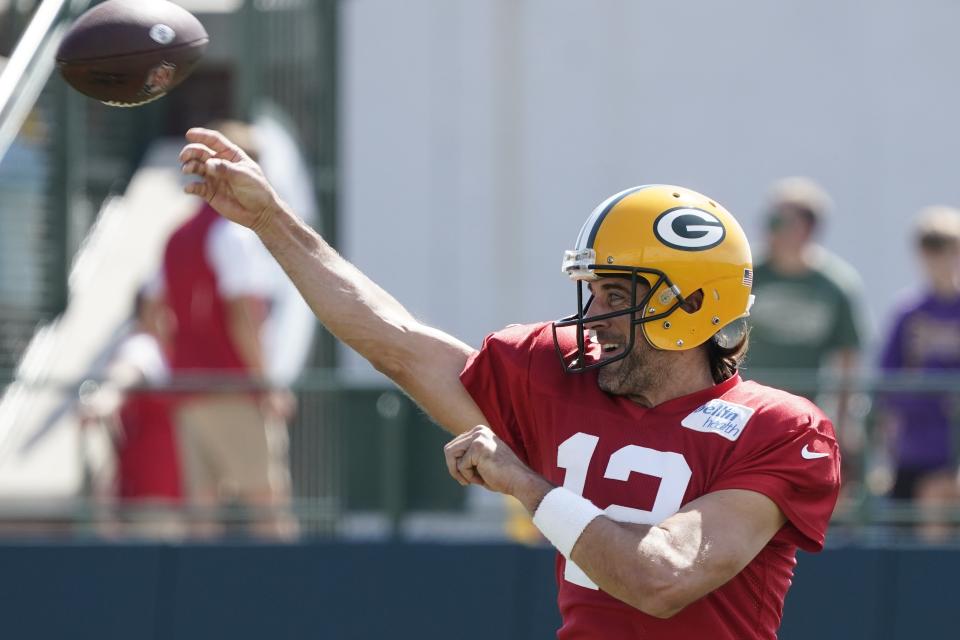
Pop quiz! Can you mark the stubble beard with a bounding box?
[596,339,665,399]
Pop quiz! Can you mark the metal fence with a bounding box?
[0,369,464,541]
[1,368,959,545]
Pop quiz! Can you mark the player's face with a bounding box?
[585,278,668,398]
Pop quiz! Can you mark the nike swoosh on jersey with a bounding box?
[801,444,830,460]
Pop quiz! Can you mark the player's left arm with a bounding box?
[444,426,786,620]
[564,489,785,619]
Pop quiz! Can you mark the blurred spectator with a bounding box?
[160,120,297,540]
[878,206,960,541]
[745,178,867,441]
[81,288,183,539]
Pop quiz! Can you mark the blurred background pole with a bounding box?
[49,74,85,316]
[236,0,261,120]
[377,391,407,540]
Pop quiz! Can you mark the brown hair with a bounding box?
[707,332,749,384]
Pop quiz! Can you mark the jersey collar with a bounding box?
[648,373,742,415]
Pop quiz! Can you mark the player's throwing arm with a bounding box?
[178,128,488,435]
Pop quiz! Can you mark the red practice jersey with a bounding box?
[164,204,251,375]
[460,323,841,640]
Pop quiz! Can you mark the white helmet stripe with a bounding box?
[575,184,660,251]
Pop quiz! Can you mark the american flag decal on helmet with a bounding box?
[742,268,753,286]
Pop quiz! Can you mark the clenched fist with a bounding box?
[443,425,553,512]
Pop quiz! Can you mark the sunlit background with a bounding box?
[1,1,958,638]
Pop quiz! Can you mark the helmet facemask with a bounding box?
[551,248,684,373]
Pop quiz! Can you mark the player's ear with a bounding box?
[680,289,704,313]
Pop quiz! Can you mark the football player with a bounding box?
[179,128,840,639]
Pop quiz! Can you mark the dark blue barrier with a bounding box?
[0,542,956,639]
[0,542,562,640]
[780,549,891,639]
[889,550,958,639]
[0,544,168,638]
[781,547,960,640]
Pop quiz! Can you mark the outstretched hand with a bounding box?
[179,127,282,231]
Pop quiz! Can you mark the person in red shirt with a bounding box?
[112,291,181,508]
[80,289,183,539]
[162,122,297,540]
[179,129,841,639]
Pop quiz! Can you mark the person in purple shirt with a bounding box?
[879,206,960,540]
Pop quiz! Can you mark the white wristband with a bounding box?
[532,487,604,558]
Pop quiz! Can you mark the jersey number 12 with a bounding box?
[556,432,692,589]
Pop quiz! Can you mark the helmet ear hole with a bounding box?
[680,289,704,314]
[713,317,748,348]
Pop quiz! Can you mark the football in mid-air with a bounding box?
[56,0,208,107]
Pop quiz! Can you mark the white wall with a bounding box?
[340,0,960,378]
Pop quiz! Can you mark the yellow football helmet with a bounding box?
[553,184,754,372]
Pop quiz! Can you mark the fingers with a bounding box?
[444,437,472,486]
[443,425,494,487]
[179,142,216,165]
[182,168,220,203]
[456,456,475,485]
[184,180,208,198]
[179,140,235,192]
[185,127,244,160]
[181,159,206,177]
[181,157,228,179]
